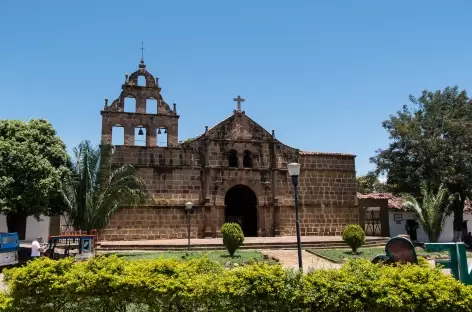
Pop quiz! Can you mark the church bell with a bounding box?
[138,128,144,136]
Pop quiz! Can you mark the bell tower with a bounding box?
[100,57,179,147]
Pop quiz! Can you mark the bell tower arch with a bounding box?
[100,58,179,147]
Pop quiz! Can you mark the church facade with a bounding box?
[100,59,358,240]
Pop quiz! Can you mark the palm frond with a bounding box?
[403,183,452,242]
[61,141,149,233]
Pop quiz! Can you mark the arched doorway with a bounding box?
[224,185,258,236]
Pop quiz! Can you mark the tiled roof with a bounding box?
[299,151,356,157]
[357,192,472,213]
[357,193,407,210]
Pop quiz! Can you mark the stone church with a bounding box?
[100,58,358,240]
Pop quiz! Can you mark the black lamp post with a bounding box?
[185,201,193,250]
[287,162,302,270]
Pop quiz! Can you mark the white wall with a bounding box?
[388,211,472,243]
[0,215,50,242]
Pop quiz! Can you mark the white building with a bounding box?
[358,192,472,243]
[0,215,62,242]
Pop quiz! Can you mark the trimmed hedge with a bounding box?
[1,256,472,311]
[221,222,244,257]
[342,224,365,253]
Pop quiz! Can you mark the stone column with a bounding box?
[146,126,156,147]
[216,205,225,237]
[273,201,280,236]
[203,137,213,237]
[203,204,213,238]
[257,205,265,237]
[238,153,244,169]
[136,96,146,114]
[270,134,279,236]
[124,126,135,146]
[167,122,179,147]
[101,123,112,144]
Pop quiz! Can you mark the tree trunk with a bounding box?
[6,212,28,240]
[453,196,465,242]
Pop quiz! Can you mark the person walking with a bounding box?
[31,237,42,259]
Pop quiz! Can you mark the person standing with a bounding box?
[31,237,42,258]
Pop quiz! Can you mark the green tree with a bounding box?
[371,86,472,241]
[0,119,70,239]
[403,184,454,242]
[357,172,390,194]
[61,141,149,233]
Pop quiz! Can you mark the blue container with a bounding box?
[0,232,19,267]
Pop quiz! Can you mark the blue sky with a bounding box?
[1,1,471,175]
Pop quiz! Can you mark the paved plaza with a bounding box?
[262,249,341,272]
[98,235,386,250]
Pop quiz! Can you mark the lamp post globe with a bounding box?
[287,163,301,177]
[185,201,193,210]
[287,162,303,270]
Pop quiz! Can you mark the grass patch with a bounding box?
[308,247,472,263]
[105,250,264,266]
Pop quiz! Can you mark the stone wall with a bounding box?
[101,207,204,241]
[298,154,357,207]
[111,146,202,205]
[279,206,358,236]
[100,146,358,240]
[276,153,358,235]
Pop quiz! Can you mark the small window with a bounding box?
[138,76,146,87]
[243,151,252,168]
[228,150,238,168]
[124,97,136,113]
[111,125,124,145]
[146,98,158,114]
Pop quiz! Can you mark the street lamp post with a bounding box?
[185,201,193,250]
[287,163,302,270]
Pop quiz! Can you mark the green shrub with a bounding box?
[2,256,472,311]
[342,224,365,253]
[221,222,244,257]
[417,256,431,268]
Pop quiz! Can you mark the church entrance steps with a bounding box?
[97,236,388,251]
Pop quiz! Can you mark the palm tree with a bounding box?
[403,183,454,242]
[61,141,149,233]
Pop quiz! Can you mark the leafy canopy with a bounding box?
[0,119,69,218]
[357,172,390,194]
[61,141,149,232]
[371,86,472,231]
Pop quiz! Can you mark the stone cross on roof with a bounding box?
[233,95,245,112]
[140,41,144,62]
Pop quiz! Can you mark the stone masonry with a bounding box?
[99,58,358,240]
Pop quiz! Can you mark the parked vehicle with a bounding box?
[0,232,19,268]
[43,233,97,261]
